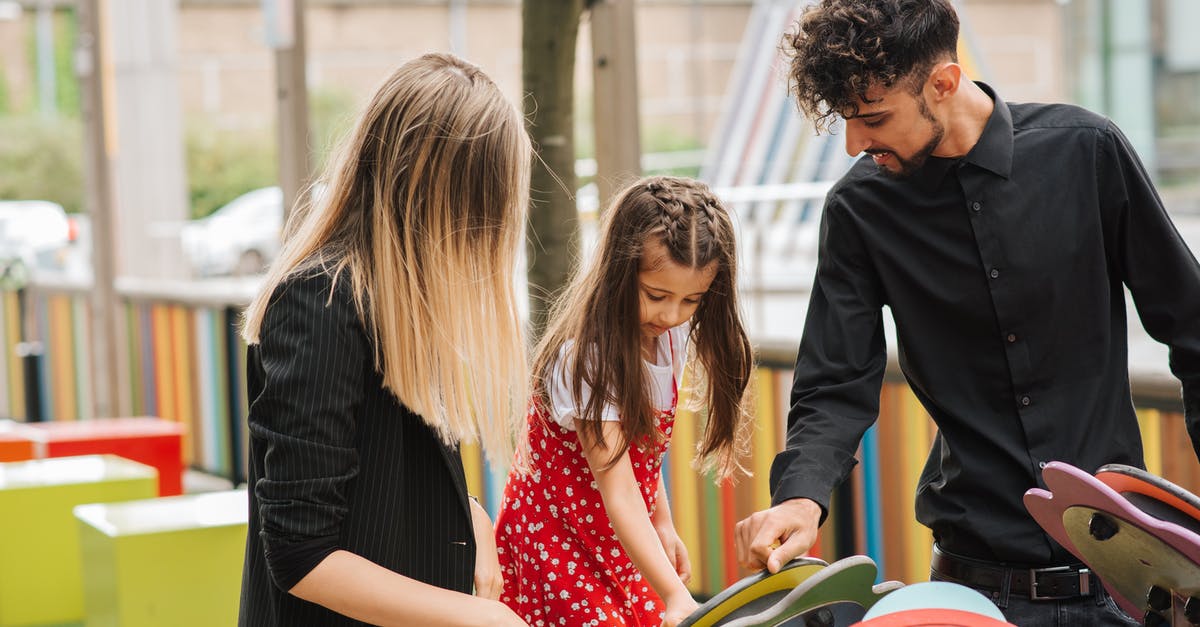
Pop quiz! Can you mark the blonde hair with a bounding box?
[533,176,753,479]
[243,53,531,465]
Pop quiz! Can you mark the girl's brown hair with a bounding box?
[533,176,753,478]
[242,53,531,464]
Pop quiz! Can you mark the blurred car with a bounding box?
[0,200,79,284]
[181,186,283,277]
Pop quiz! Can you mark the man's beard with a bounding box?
[879,97,945,179]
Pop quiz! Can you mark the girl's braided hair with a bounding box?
[532,175,754,479]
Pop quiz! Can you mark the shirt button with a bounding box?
[1020,396,1031,406]
[1006,333,1017,343]
[971,201,982,212]
[1038,461,1047,469]
[989,268,1000,279]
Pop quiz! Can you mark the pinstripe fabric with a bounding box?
[239,271,475,626]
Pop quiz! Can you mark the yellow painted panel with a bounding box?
[899,386,933,584]
[752,369,775,511]
[171,306,195,464]
[4,292,23,420]
[1137,408,1162,477]
[49,295,78,421]
[674,365,702,593]
[151,306,175,421]
[462,441,482,500]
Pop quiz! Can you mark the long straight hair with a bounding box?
[243,53,531,464]
[533,176,753,478]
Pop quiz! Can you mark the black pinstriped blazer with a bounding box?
[238,270,476,626]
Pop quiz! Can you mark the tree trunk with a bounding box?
[523,0,585,342]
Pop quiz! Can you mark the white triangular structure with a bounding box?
[701,0,853,309]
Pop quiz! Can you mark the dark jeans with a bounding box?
[929,571,1140,626]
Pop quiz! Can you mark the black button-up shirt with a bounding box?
[770,83,1200,564]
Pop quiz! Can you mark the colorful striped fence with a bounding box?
[466,342,1197,596]
[1,280,251,485]
[2,281,1195,598]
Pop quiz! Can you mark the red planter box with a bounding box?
[0,420,35,462]
[21,417,185,495]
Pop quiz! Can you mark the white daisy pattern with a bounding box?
[495,331,682,627]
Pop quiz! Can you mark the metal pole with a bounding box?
[35,0,56,116]
[589,0,642,210]
[16,338,43,422]
[77,0,120,419]
[224,305,246,486]
[1104,0,1157,174]
[689,0,704,145]
[273,0,312,228]
[449,0,467,56]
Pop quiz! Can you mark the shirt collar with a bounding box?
[961,82,1013,179]
[909,81,1012,191]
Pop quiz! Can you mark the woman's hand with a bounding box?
[288,549,527,626]
[655,522,692,585]
[475,598,530,627]
[661,590,700,627]
[469,498,504,600]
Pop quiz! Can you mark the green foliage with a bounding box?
[642,124,703,155]
[54,9,80,116]
[309,86,358,171]
[641,125,703,177]
[185,121,277,219]
[574,95,595,159]
[0,68,10,115]
[0,115,84,212]
[572,94,704,157]
[0,80,391,223]
[184,87,356,220]
[18,8,79,116]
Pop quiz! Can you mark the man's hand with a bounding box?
[469,498,504,600]
[734,498,822,573]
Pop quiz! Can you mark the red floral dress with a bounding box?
[495,369,678,626]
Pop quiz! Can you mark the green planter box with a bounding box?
[0,455,158,626]
[74,490,247,627]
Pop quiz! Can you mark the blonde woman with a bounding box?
[238,53,530,627]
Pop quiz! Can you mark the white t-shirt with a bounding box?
[546,322,690,430]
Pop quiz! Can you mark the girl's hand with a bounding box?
[655,523,692,585]
[469,498,504,600]
[662,590,700,627]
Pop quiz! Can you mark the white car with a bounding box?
[0,200,78,284]
[181,186,283,277]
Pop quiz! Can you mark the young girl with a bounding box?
[239,53,530,627]
[496,176,754,627]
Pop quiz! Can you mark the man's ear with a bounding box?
[928,62,963,101]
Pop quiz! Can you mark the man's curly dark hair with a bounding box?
[783,0,960,132]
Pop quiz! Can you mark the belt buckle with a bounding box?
[1028,565,1090,600]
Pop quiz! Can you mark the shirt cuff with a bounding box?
[263,533,341,592]
[768,453,845,526]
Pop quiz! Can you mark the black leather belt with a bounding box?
[931,544,1096,601]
